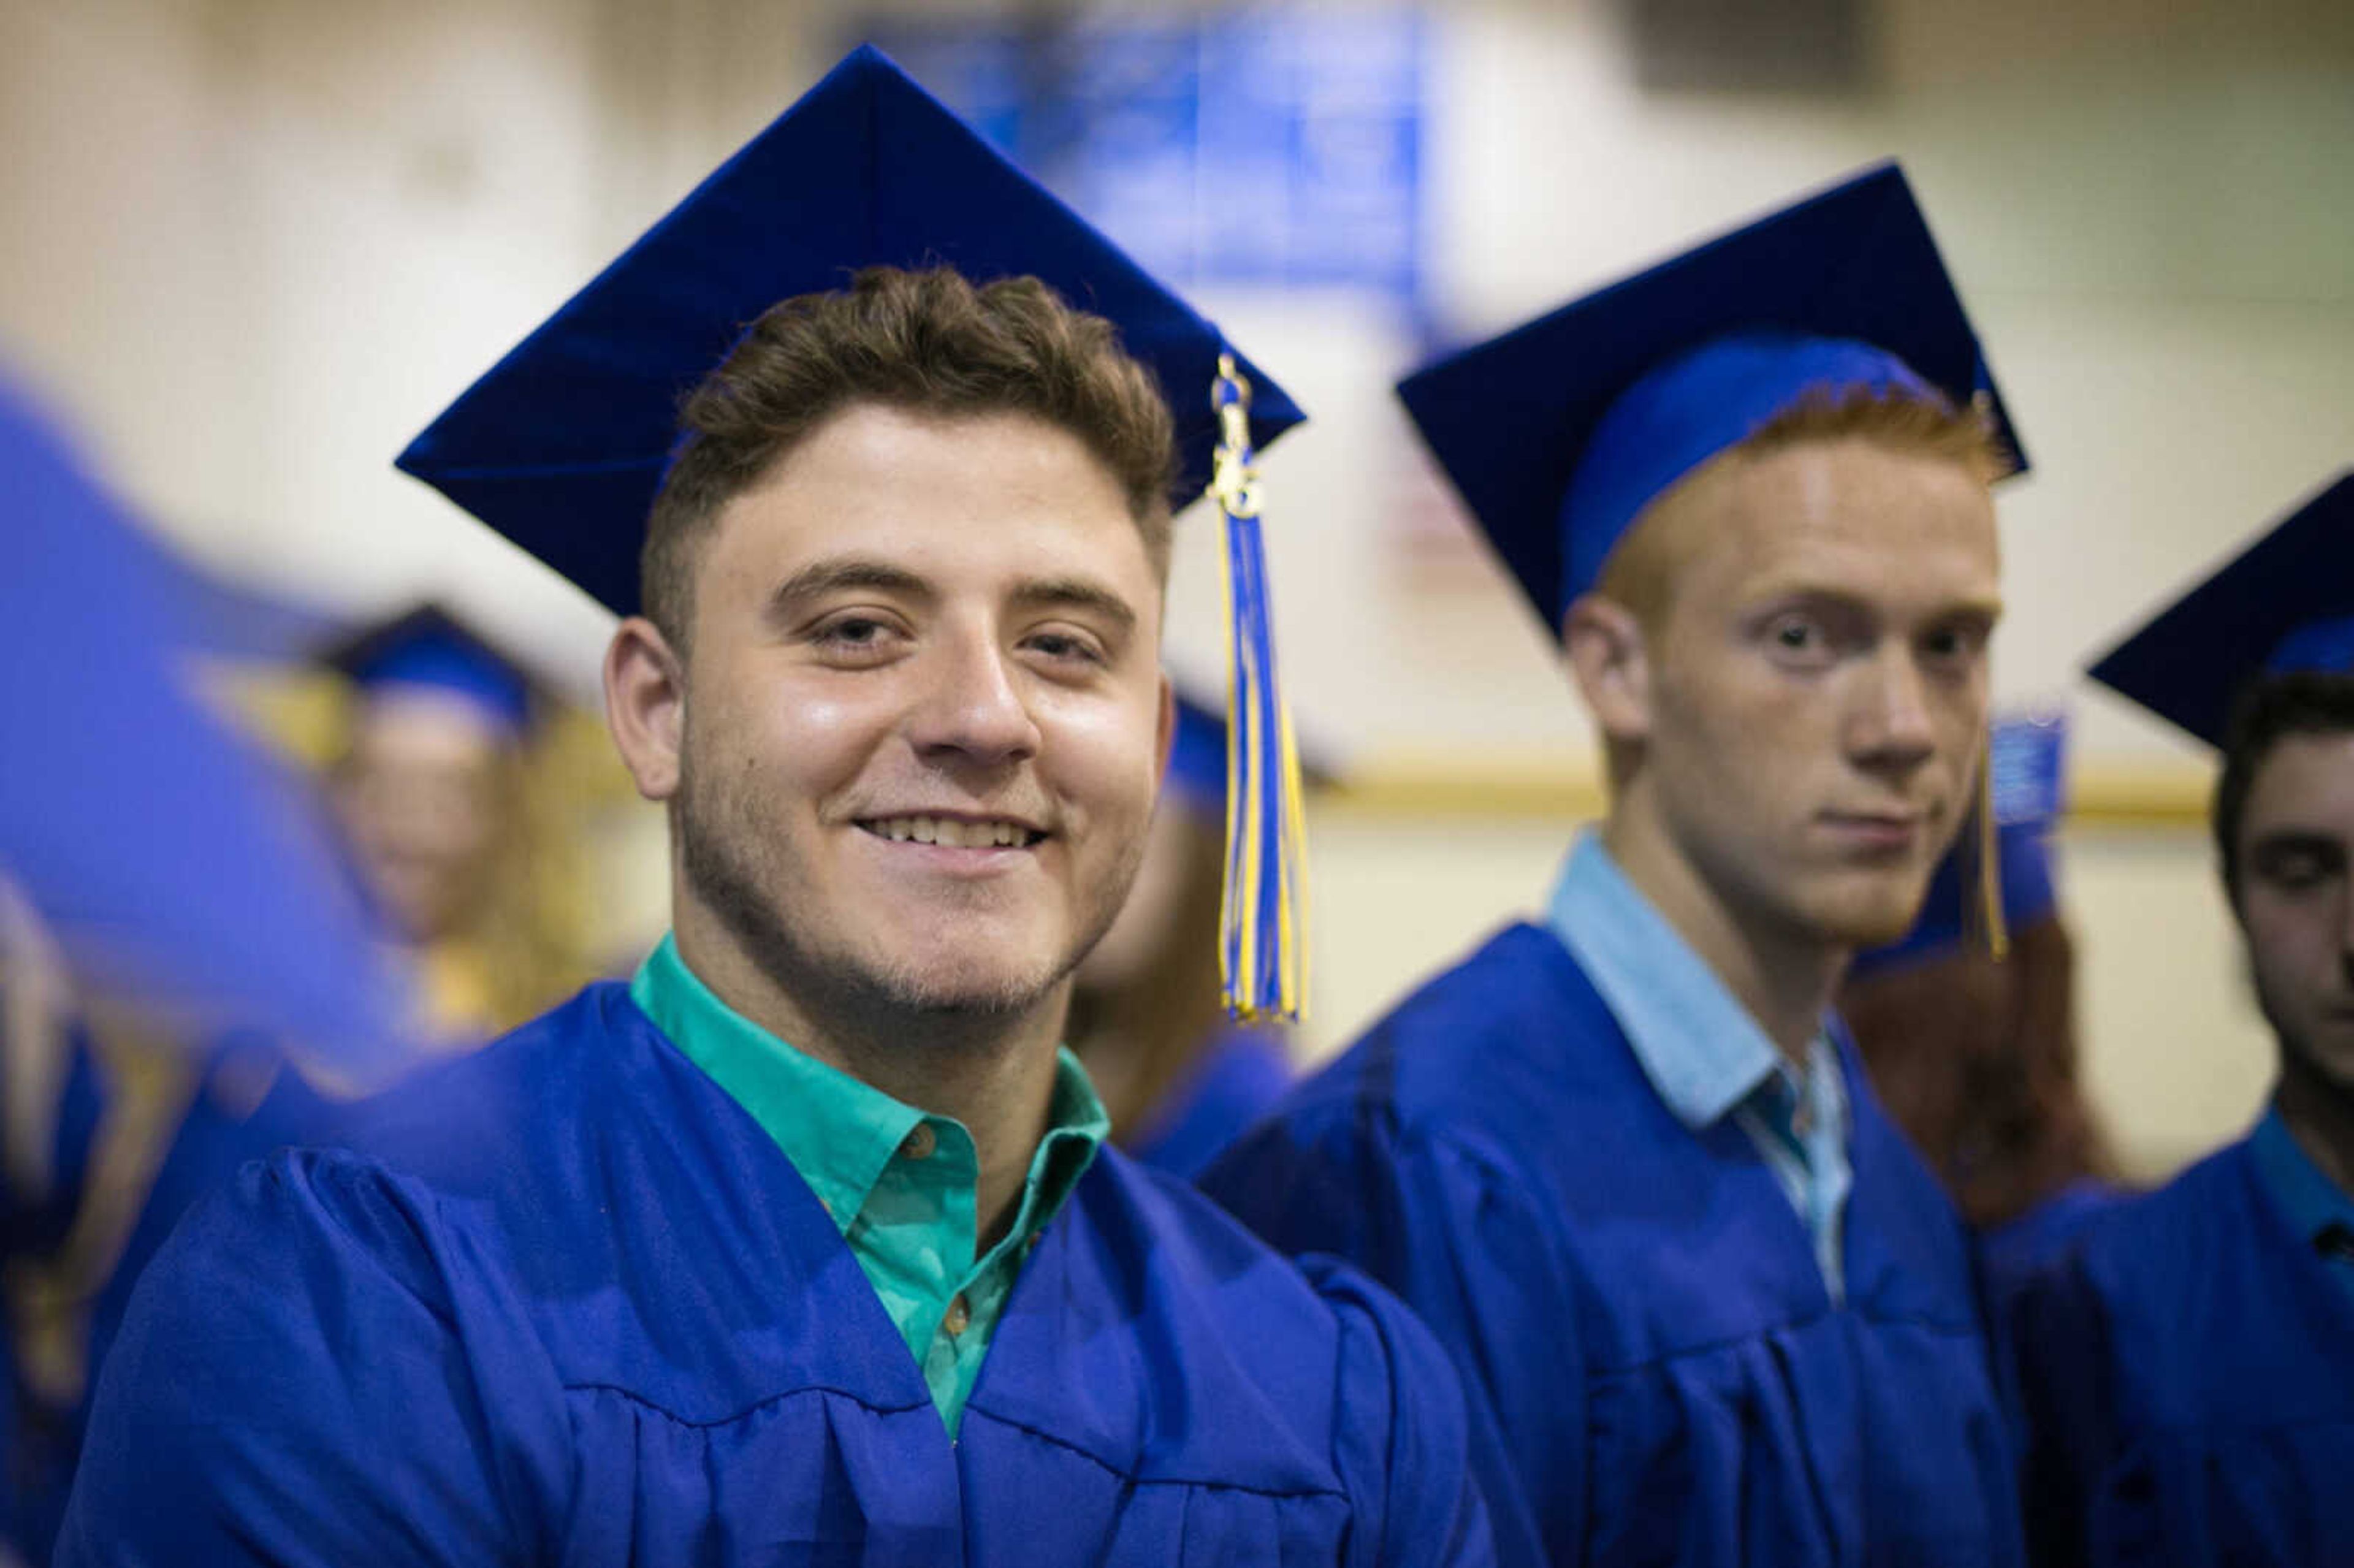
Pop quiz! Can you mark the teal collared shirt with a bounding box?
[1547,834,1855,1301]
[630,934,1109,1435]
[2249,1104,2354,1308]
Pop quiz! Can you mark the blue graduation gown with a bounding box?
[1128,1028,1293,1180]
[2009,1139,2354,1566]
[1201,923,2025,1568]
[58,983,1490,1566]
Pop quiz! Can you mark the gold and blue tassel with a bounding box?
[1208,353,1310,1023]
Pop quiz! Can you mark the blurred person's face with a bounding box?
[2233,730,2354,1089]
[330,689,512,945]
[614,405,1171,1021]
[1571,436,2002,953]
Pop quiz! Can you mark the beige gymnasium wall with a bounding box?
[4,0,2350,1178]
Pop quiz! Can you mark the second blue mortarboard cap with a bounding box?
[2087,471,2354,750]
[1850,714,2066,976]
[1398,161,2027,631]
[394,44,1303,619]
[321,603,541,738]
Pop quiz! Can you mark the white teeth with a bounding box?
[870,815,1030,848]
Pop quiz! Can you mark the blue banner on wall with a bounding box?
[861,7,1425,308]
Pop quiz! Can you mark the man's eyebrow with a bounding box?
[1742,582,2006,623]
[1011,576,1139,637]
[765,558,933,621]
[1932,593,2005,623]
[2250,829,2345,856]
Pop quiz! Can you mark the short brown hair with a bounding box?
[1597,385,2007,626]
[641,265,1178,644]
[2213,672,2354,905]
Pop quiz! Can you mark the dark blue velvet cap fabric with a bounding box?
[1398,161,2024,632]
[321,602,538,736]
[2089,471,2354,748]
[397,45,1305,617]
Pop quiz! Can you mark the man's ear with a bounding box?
[1563,593,1655,746]
[605,617,687,802]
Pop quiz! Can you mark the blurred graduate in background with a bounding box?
[1065,692,1297,1179]
[1839,713,2124,1281]
[0,374,407,1562]
[1,598,592,1559]
[318,603,591,1046]
[2011,472,2354,1567]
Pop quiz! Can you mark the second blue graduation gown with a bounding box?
[58,983,1490,1566]
[1202,923,2025,1568]
[2008,1137,2354,1566]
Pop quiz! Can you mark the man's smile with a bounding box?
[854,812,1049,850]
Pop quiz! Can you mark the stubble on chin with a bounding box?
[674,753,1149,1027]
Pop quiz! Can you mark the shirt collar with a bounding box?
[1547,832,1832,1130]
[2249,1103,2354,1252]
[630,933,1109,1233]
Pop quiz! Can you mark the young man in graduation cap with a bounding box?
[2009,471,2354,1567]
[1202,164,2030,1567]
[56,47,1488,1566]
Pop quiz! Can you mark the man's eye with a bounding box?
[2266,852,2335,889]
[1766,617,1830,660]
[814,617,899,655]
[1027,631,1105,665]
[1922,625,1986,664]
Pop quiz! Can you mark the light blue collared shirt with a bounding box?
[2248,1104,2354,1309]
[1547,833,1854,1301]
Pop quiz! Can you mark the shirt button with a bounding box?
[900,1122,937,1161]
[943,1294,970,1337]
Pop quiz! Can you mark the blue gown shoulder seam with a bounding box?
[1263,1079,1539,1195]
[560,1376,932,1429]
[1582,1303,1984,1382]
[956,1398,1349,1500]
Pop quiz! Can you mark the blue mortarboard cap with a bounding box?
[395,44,1303,618]
[1164,692,1229,815]
[1851,714,2066,976]
[1398,161,2026,631]
[0,375,405,1062]
[2087,471,2354,749]
[322,603,539,737]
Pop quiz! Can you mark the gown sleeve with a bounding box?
[1301,1254,1496,1567]
[55,1147,571,1567]
[1205,1108,1574,1568]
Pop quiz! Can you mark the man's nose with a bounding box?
[1849,647,1940,774]
[905,634,1042,769]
